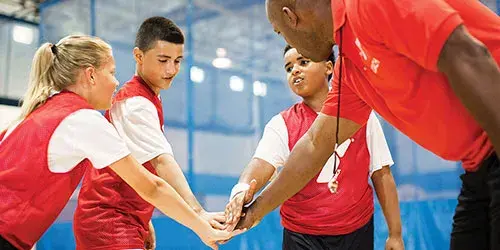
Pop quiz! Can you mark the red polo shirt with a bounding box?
[322,0,500,170]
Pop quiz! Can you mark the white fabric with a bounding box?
[229,183,250,201]
[366,112,394,173]
[253,111,393,182]
[48,109,131,172]
[2,109,131,173]
[253,115,289,169]
[109,96,173,165]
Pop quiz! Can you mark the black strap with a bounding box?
[0,236,17,250]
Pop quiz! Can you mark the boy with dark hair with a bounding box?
[74,16,226,250]
[225,45,403,250]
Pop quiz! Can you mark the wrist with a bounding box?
[191,215,211,235]
[388,230,402,238]
[247,196,265,222]
[229,183,250,201]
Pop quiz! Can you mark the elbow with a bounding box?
[140,177,165,202]
[439,25,492,73]
[460,41,491,66]
[371,166,393,183]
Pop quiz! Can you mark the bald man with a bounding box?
[234,1,500,249]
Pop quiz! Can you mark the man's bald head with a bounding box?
[265,0,334,62]
[265,0,294,23]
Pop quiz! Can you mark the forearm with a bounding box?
[153,155,204,213]
[372,166,402,237]
[109,155,208,234]
[249,115,360,219]
[146,176,208,234]
[237,158,276,193]
[251,133,330,217]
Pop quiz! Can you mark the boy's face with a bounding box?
[283,48,331,98]
[136,40,184,91]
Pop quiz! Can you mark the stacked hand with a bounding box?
[197,220,246,250]
[194,179,260,247]
[224,180,258,231]
[199,210,227,230]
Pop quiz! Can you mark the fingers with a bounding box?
[225,195,244,225]
[215,228,247,241]
[225,220,238,232]
[231,196,245,225]
[230,228,247,237]
[212,212,226,223]
[225,201,237,223]
[210,219,226,230]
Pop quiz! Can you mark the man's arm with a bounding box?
[438,25,500,154]
[241,114,361,225]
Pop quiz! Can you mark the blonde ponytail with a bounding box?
[18,35,111,119]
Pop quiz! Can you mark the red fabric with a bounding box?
[322,0,500,170]
[74,76,164,249]
[280,102,373,235]
[0,91,92,250]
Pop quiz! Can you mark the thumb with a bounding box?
[245,179,258,202]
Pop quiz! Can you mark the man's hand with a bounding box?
[234,205,261,231]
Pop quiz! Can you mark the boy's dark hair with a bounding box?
[135,16,184,52]
[283,44,335,81]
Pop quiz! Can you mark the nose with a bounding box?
[164,61,177,76]
[291,64,301,76]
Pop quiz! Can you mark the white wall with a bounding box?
[0,104,21,131]
[0,21,38,100]
[165,128,256,177]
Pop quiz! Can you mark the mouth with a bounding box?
[293,77,304,86]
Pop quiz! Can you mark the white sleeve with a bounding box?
[48,109,131,173]
[253,114,290,169]
[366,112,394,176]
[110,96,173,165]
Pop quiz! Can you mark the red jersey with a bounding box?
[74,76,163,249]
[280,102,374,235]
[0,91,92,250]
[323,0,500,170]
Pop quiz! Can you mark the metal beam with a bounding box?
[186,0,196,191]
[0,13,38,26]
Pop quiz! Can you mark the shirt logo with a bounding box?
[371,58,380,74]
[316,138,354,183]
[355,38,381,74]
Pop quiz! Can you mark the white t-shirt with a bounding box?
[109,96,173,165]
[1,109,131,173]
[253,111,393,182]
